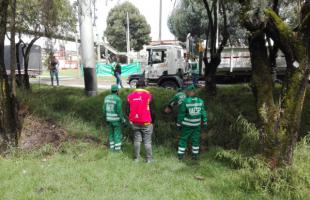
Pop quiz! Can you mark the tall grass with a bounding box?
[13,84,310,199]
[0,141,278,200]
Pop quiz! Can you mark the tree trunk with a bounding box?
[9,0,20,148]
[239,3,310,167]
[16,39,22,87]
[202,0,229,96]
[22,37,39,90]
[264,8,310,165]
[247,31,281,167]
[23,55,31,90]
[10,0,17,95]
[0,0,19,151]
[204,55,221,96]
[267,39,279,83]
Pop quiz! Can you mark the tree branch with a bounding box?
[264,9,299,65]
[210,1,218,55]
[216,1,229,55]
[272,0,279,14]
[5,31,12,41]
[202,0,214,31]
[300,13,310,31]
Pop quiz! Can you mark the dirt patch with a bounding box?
[19,115,68,150]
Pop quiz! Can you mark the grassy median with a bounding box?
[0,84,309,200]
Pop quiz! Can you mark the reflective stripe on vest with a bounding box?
[107,116,120,121]
[182,121,201,126]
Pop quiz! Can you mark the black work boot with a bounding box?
[178,154,184,161]
[192,154,199,160]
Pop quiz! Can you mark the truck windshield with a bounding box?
[148,49,167,64]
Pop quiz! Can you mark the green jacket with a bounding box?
[169,92,186,107]
[189,60,199,74]
[177,96,207,127]
[103,94,124,124]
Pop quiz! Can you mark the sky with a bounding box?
[88,0,176,41]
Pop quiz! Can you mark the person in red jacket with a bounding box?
[127,80,155,163]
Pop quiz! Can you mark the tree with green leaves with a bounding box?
[104,2,151,52]
[14,0,77,89]
[238,0,310,167]
[168,0,246,45]
[169,0,246,95]
[0,0,19,151]
[168,0,208,42]
[201,0,229,95]
[0,0,77,150]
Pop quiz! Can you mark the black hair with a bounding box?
[136,79,146,88]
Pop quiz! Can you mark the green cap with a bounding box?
[111,84,119,92]
[185,84,196,91]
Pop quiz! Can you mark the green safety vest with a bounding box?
[103,94,124,123]
[169,92,186,106]
[177,96,207,127]
[189,60,199,74]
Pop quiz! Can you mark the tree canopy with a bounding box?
[168,0,208,42]
[168,0,247,46]
[15,0,77,38]
[12,0,77,89]
[104,2,151,52]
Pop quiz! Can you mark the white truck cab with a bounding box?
[144,45,189,88]
[145,45,186,79]
[127,45,190,89]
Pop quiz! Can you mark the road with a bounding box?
[30,75,131,89]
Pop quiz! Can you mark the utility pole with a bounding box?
[216,0,219,49]
[75,33,80,77]
[126,12,130,64]
[159,0,162,42]
[78,0,97,96]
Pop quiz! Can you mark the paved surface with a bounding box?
[30,76,131,89]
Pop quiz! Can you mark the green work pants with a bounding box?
[178,126,200,157]
[108,122,122,151]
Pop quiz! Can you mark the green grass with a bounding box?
[0,142,273,200]
[0,84,309,200]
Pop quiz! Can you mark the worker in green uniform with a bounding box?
[169,88,187,108]
[165,88,187,114]
[176,85,207,160]
[103,84,126,151]
[189,56,199,87]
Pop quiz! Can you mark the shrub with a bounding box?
[213,136,310,200]
[233,116,260,155]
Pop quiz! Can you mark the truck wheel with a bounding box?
[161,81,178,89]
[129,79,138,88]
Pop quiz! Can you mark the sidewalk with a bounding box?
[30,76,130,89]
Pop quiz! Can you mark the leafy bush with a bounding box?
[213,136,310,200]
[232,116,260,155]
[20,85,310,149]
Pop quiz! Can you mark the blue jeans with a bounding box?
[192,73,199,87]
[50,70,59,86]
[115,72,123,88]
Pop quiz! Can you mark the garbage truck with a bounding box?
[128,44,190,89]
[127,36,288,88]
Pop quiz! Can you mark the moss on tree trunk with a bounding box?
[0,0,20,151]
[240,2,310,167]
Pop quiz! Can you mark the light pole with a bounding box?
[159,0,162,42]
[126,12,130,64]
[78,0,97,96]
